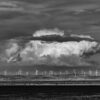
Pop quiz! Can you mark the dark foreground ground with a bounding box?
[0,86,100,100]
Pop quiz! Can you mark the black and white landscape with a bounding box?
[0,0,100,85]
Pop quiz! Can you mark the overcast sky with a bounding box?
[0,0,100,40]
[0,0,100,67]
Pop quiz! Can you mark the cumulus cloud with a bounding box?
[17,39,99,66]
[0,39,21,62]
[33,28,64,37]
[20,40,99,58]
[32,28,94,42]
[70,34,94,40]
[5,43,19,63]
[1,28,100,66]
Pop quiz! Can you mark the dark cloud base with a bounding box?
[31,35,94,42]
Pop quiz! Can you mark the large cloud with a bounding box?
[20,40,98,58]
[1,28,100,66]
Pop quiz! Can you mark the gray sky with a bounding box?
[0,0,100,40]
[0,0,100,69]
